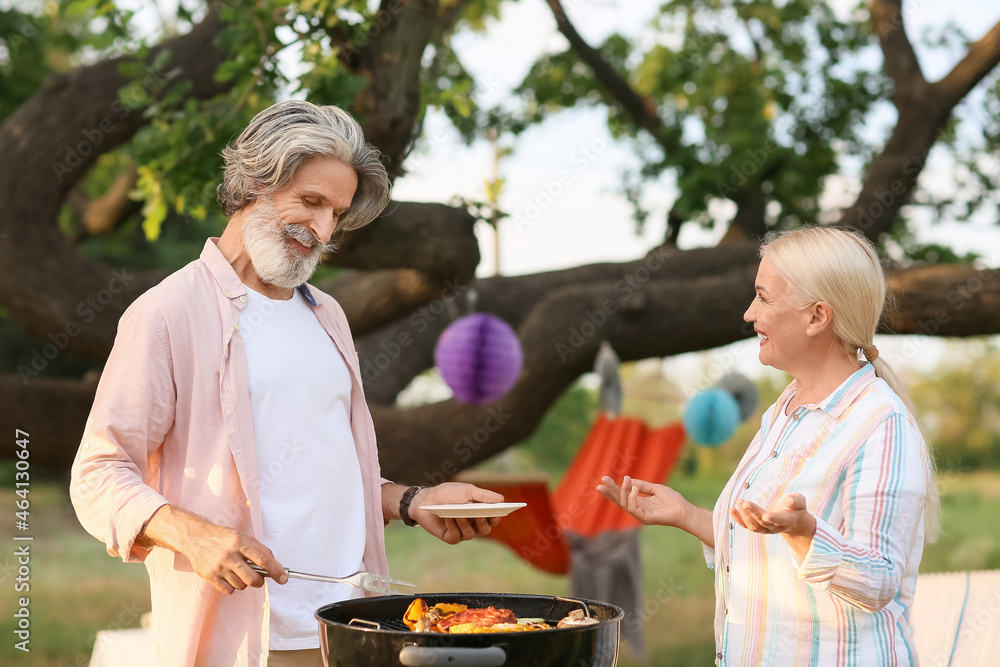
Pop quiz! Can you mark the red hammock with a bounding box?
[459,414,687,574]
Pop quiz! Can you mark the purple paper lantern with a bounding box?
[434,313,524,404]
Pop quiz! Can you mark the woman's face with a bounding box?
[743,256,812,372]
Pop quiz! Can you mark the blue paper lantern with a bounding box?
[435,313,523,405]
[683,388,741,447]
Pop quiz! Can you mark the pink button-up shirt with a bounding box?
[70,239,389,666]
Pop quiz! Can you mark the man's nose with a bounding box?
[310,215,337,245]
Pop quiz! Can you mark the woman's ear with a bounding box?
[804,301,834,338]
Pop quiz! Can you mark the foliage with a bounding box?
[503,0,886,235]
[5,0,998,264]
[482,0,1000,252]
[909,340,1000,470]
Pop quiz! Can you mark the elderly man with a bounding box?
[70,100,503,667]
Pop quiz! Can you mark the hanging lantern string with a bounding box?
[467,287,478,315]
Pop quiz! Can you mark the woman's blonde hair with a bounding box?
[760,226,940,542]
[217,100,392,233]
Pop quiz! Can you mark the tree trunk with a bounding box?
[351,0,445,177]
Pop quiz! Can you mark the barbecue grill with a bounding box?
[316,592,624,666]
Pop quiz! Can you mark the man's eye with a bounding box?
[304,198,318,207]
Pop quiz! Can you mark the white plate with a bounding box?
[418,502,527,518]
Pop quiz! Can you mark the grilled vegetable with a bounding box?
[402,598,552,633]
[556,609,599,628]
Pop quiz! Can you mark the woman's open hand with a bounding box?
[729,493,815,536]
[730,493,817,561]
[596,475,690,528]
[597,475,715,546]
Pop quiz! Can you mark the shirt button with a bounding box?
[792,414,799,421]
[743,482,750,489]
[262,602,268,610]
[239,295,247,303]
[233,323,239,330]
[245,499,251,508]
[726,565,730,572]
[717,652,723,660]
[771,451,778,458]
[728,522,733,530]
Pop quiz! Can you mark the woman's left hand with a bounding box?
[730,493,817,541]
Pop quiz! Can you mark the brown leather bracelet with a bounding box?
[399,485,425,527]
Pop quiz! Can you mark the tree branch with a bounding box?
[10,259,1000,475]
[935,18,1000,109]
[841,9,1000,241]
[355,243,760,403]
[544,0,665,138]
[348,0,472,178]
[317,268,446,337]
[725,188,769,243]
[870,0,927,105]
[326,201,480,282]
[76,163,140,238]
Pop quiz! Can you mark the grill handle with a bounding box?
[398,645,506,666]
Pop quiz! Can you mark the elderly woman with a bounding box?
[599,227,937,666]
[71,101,503,667]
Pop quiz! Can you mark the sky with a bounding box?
[386,0,1000,392]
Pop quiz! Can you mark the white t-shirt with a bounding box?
[240,286,366,650]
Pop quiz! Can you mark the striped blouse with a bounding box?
[704,364,931,666]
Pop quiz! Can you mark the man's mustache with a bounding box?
[283,224,330,254]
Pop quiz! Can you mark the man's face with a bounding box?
[241,156,358,289]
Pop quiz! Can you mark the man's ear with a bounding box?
[804,301,834,337]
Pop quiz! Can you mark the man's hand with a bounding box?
[140,505,287,595]
[390,482,504,545]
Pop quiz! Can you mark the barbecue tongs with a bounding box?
[248,563,416,595]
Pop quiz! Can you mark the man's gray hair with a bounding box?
[217,100,391,232]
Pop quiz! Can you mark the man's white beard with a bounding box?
[241,198,328,290]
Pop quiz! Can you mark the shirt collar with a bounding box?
[818,363,877,417]
[775,363,877,419]
[200,238,320,308]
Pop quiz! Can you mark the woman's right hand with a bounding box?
[596,475,691,528]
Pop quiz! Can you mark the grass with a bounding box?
[4,470,1000,666]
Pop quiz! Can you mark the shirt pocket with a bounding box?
[771,453,842,512]
[748,453,840,511]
